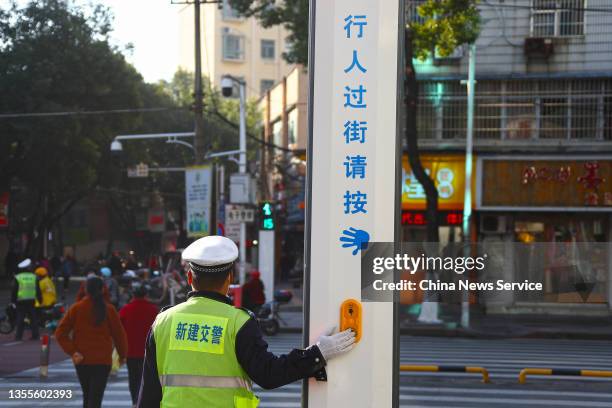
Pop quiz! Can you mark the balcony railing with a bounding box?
[416,78,612,141]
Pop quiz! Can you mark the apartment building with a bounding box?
[404,0,612,314]
[178,0,294,99]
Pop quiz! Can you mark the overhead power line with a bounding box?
[0,107,178,119]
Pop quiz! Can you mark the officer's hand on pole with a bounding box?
[315,326,356,362]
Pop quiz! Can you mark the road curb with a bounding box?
[400,327,612,340]
[277,326,612,340]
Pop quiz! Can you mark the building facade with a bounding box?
[257,66,308,283]
[178,0,294,99]
[404,0,612,315]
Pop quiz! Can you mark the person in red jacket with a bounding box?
[242,270,266,312]
[56,276,128,408]
[119,281,158,405]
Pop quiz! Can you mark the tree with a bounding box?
[0,0,148,256]
[406,0,480,242]
[228,0,480,242]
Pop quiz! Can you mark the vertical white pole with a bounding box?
[258,230,275,303]
[305,1,401,406]
[239,81,248,284]
[461,43,476,329]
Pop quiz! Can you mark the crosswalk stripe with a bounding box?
[4,334,612,407]
[399,394,612,407]
[399,385,612,399]
[399,371,612,381]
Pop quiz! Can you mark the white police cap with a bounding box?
[18,258,32,269]
[182,236,238,273]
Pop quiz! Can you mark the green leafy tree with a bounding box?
[406,0,480,242]
[0,0,146,256]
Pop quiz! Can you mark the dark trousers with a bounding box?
[127,358,144,404]
[75,364,110,408]
[15,301,39,340]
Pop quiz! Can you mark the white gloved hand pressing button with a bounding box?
[315,326,356,362]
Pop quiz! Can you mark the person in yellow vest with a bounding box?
[137,236,356,407]
[11,258,42,341]
[34,266,57,308]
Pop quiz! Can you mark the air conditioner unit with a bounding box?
[480,215,507,234]
[433,45,464,65]
[524,37,554,58]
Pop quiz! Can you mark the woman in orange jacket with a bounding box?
[56,276,128,408]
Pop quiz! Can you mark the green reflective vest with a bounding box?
[153,296,259,408]
[16,272,36,301]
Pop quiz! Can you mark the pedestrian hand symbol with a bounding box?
[339,227,370,255]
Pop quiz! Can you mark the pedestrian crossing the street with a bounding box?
[2,334,612,407]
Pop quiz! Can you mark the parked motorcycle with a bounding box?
[257,289,293,336]
[0,302,65,334]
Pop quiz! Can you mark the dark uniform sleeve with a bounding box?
[235,317,327,390]
[36,278,42,304]
[136,329,162,407]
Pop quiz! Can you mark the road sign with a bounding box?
[305,1,402,407]
[224,204,243,242]
[226,206,255,223]
[185,166,212,237]
[127,162,149,178]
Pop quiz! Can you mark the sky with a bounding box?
[3,0,184,83]
[100,0,182,83]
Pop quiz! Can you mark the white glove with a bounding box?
[315,326,356,362]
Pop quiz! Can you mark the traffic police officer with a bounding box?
[11,258,42,340]
[137,236,356,407]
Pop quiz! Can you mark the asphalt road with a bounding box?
[2,334,612,407]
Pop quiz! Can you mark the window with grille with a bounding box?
[261,39,275,60]
[417,79,612,141]
[531,0,585,37]
[405,0,427,25]
[222,32,244,61]
[260,79,275,94]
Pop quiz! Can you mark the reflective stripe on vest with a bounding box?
[160,374,252,391]
[16,273,36,301]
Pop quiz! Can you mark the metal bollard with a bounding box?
[40,334,50,378]
[400,364,490,383]
[519,367,612,384]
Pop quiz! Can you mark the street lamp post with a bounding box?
[221,75,249,284]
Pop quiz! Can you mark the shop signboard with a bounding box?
[185,166,212,237]
[478,157,612,210]
[0,192,8,228]
[402,154,475,211]
[147,209,165,233]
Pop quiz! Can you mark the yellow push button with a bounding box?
[340,299,362,343]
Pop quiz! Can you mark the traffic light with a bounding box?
[260,201,275,230]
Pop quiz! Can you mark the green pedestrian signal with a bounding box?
[260,202,275,230]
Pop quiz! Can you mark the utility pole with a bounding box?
[238,80,247,284]
[461,43,476,329]
[193,0,205,165]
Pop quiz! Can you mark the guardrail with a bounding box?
[400,365,490,383]
[519,368,612,384]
